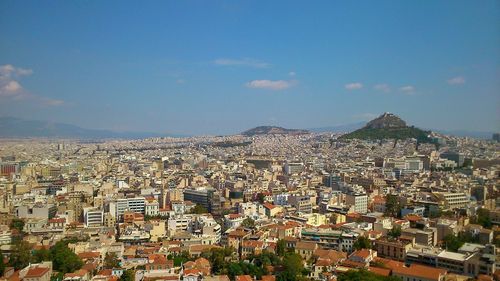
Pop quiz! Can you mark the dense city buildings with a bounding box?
[0,116,499,281]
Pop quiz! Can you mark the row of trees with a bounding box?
[443,233,479,252]
[338,269,401,281]
[5,238,83,274]
[194,242,309,281]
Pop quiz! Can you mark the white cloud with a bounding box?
[0,64,33,78]
[0,64,64,106]
[345,82,363,90]
[214,58,270,68]
[176,79,186,84]
[246,80,294,90]
[288,71,296,76]
[373,83,391,92]
[2,80,22,94]
[399,85,415,93]
[447,76,465,85]
[0,65,30,98]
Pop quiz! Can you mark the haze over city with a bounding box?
[1,1,499,136]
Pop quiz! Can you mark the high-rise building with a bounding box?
[183,187,214,212]
[493,133,500,142]
[440,151,465,167]
[84,207,104,227]
[345,192,368,214]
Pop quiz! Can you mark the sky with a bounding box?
[0,1,499,136]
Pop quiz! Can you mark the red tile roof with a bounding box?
[392,264,446,281]
[24,267,49,278]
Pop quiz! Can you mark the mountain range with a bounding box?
[0,116,494,139]
[0,117,167,139]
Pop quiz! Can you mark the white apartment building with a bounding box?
[145,199,159,216]
[346,192,368,214]
[109,197,146,219]
[84,207,104,227]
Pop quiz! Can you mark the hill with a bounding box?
[339,113,431,142]
[308,121,365,133]
[0,116,167,139]
[242,126,309,136]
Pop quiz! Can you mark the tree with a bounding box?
[251,251,280,268]
[384,195,401,218]
[104,252,120,269]
[50,241,83,274]
[388,225,402,239]
[8,240,33,270]
[257,193,265,204]
[443,234,463,252]
[338,269,401,281]
[10,218,25,234]
[281,252,304,280]
[443,232,478,252]
[0,251,5,277]
[276,239,286,257]
[474,208,492,228]
[227,263,244,279]
[33,248,51,263]
[353,236,371,250]
[119,270,135,281]
[200,247,233,275]
[172,251,191,267]
[190,204,208,214]
[241,218,256,229]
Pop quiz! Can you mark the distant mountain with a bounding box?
[340,113,431,142]
[309,122,365,133]
[430,129,495,139]
[242,126,309,136]
[0,117,167,139]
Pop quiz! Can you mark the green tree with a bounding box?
[104,252,120,269]
[281,252,304,280]
[241,218,256,229]
[0,251,5,277]
[50,241,83,273]
[443,234,464,252]
[190,204,208,214]
[51,272,64,281]
[388,225,402,239]
[10,218,25,234]
[33,248,51,263]
[384,195,401,218]
[338,269,400,281]
[172,251,191,267]
[276,239,286,257]
[9,240,33,270]
[443,232,479,252]
[201,247,233,275]
[353,236,371,250]
[251,251,281,268]
[257,193,265,204]
[227,263,244,279]
[474,208,492,228]
[119,270,135,281]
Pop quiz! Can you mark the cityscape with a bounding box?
[0,2,499,281]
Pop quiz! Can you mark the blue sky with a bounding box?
[0,1,499,135]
